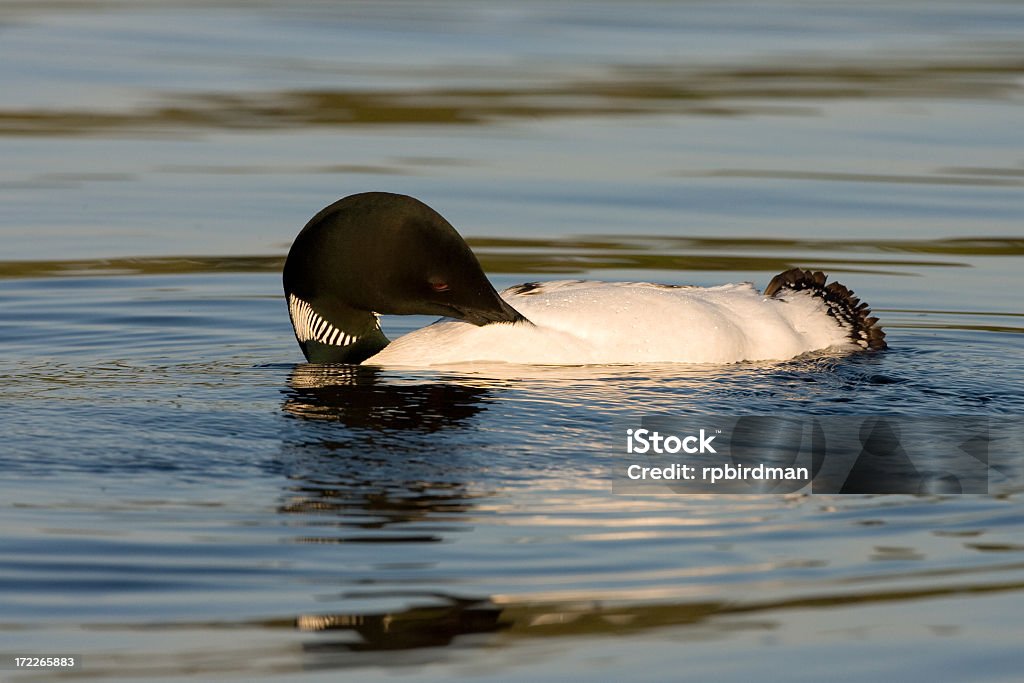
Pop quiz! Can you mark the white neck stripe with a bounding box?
[288,294,361,347]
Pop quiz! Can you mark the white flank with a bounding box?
[367,280,856,366]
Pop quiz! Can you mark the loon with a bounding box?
[283,192,885,366]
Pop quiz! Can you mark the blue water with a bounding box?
[1,1,1023,681]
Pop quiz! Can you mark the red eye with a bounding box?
[430,280,450,292]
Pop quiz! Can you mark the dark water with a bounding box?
[1,1,1024,681]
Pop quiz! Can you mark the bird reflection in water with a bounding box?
[278,362,499,530]
[297,594,507,653]
[282,363,493,430]
[279,364,507,655]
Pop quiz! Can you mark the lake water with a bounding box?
[1,1,1023,681]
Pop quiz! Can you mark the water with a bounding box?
[1,1,1023,681]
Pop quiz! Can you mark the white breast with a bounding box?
[366,280,855,366]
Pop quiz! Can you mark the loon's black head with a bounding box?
[283,192,527,364]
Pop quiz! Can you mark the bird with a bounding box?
[283,192,885,366]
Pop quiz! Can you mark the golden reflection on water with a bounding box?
[282,573,1024,658]
[2,59,1023,137]
[1,236,1021,280]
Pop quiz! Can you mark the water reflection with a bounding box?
[290,566,1024,658]
[278,365,507,654]
[298,595,506,652]
[4,59,1023,137]
[282,363,493,429]
[3,237,1023,280]
[278,365,497,538]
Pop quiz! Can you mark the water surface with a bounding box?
[1,1,1023,681]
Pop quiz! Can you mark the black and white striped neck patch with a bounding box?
[288,294,362,347]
